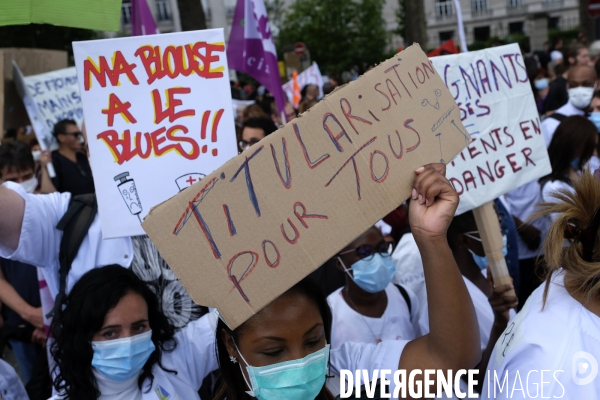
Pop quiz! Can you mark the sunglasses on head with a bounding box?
[339,241,392,261]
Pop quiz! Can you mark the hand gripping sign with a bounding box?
[142,44,471,329]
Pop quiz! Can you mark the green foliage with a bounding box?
[548,28,580,45]
[0,24,97,65]
[276,0,388,75]
[394,0,405,41]
[468,34,530,52]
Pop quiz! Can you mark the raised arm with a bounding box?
[0,183,25,251]
[399,164,480,372]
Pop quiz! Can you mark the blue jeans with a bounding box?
[8,339,38,384]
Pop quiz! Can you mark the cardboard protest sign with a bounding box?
[430,44,551,215]
[13,64,83,151]
[143,44,471,329]
[73,29,238,238]
[282,62,324,105]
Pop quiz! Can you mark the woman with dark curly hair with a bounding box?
[48,265,217,400]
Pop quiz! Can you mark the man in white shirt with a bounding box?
[541,65,597,147]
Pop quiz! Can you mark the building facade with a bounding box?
[115,0,579,54]
[119,0,182,35]
[424,0,579,49]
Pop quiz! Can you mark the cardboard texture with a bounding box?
[473,202,516,297]
[73,29,238,238]
[143,44,471,329]
[1,48,68,131]
[430,44,551,215]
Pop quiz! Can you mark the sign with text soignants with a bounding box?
[143,44,471,329]
[431,44,551,215]
[73,29,237,238]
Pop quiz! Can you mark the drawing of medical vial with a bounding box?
[114,172,143,223]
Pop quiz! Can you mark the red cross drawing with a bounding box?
[186,176,197,186]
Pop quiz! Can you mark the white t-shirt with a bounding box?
[541,101,584,147]
[0,181,133,325]
[328,283,421,349]
[0,358,28,400]
[504,181,550,260]
[328,340,407,398]
[541,179,575,222]
[49,312,219,400]
[481,271,600,399]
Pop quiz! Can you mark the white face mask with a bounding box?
[31,150,42,162]
[568,86,596,109]
[20,176,38,193]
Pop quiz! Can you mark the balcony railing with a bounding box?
[471,0,492,17]
[541,0,564,9]
[507,0,527,14]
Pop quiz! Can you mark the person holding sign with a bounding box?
[482,170,600,398]
[213,164,481,399]
[48,266,217,400]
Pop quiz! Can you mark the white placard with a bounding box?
[282,62,324,104]
[73,29,237,238]
[431,44,551,214]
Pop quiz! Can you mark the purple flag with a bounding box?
[131,0,159,36]
[227,0,286,117]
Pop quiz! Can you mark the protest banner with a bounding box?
[143,44,471,329]
[431,44,550,297]
[282,62,324,106]
[13,64,83,152]
[72,29,238,238]
[430,44,551,215]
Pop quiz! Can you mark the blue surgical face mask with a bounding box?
[466,234,508,271]
[571,157,580,170]
[534,78,549,90]
[234,341,329,400]
[91,329,155,382]
[339,253,396,293]
[590,112,600,132]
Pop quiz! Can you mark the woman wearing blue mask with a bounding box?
[446,210,518,393]
[214,164,481,400]
[49,266,218,400]
[326,226,421,349]
[540,116,597,217]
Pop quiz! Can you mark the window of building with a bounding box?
[509,21,524,34]
[548,16,560,30]
[507,0,523,7]
[156,0,172,22]
[435,1,454,18]
[122,1,131,25]
[439,30,455,44]
[474,26,491,42]
[472,0,488,13]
